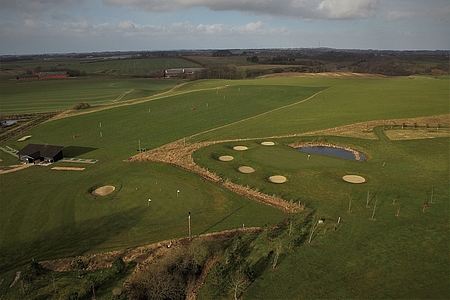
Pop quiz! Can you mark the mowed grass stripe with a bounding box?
[192,76,449,141]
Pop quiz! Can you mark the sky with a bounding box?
[1,0,449,55]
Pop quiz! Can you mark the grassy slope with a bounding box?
[0,83,325,274]
[0,75,448,299]
[194,133,449,298]
[190,76,448,141]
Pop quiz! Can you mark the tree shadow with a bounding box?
[199,206,244,234]
[63,146,98,157]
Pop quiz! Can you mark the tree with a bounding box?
[228,270,248,300]
[370,196,378,221]
[112,257,126,274]
[308,215,320,244]
[71,259,86,278]
[85,275,99,299]
[272,241,283,269]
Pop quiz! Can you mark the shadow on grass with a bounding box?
[0,207,145,275]
[199,206,244,235]
[63,146,98,157]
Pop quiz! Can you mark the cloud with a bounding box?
[102,0,380,20]
[1,0,87,13]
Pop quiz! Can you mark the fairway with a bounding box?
[0,75,448,299]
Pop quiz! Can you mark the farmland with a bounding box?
[0,67,449,299]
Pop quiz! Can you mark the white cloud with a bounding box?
[1,0,87,13]
[317,0,378,19]
[102,0,380,20]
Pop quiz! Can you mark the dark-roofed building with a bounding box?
[17,144,64,164]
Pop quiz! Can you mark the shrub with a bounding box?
[72,102,91,110]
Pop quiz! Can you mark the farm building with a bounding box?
[164,68,205,78]
[17,144,64,164]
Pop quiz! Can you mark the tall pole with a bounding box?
[138,140,141,152]
[188,212,191,240]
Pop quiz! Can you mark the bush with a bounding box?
[72,102,91,110]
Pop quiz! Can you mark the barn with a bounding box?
[17,144,64,164]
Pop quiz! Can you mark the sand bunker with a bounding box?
[261,142,275,146]
[51,167,85,171]
[91,185,116,196]
[269,175,287,183]
[238,166,255,174]
[233,146,248,151]
[17,135,32,142]
[218,155,234,162]
[343,175,366,184]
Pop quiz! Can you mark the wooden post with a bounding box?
[188,212,191,240]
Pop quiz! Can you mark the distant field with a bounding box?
[0,75,448,299]
[0,57,201,78]
[0,56,202,114]
[0,78,181,114]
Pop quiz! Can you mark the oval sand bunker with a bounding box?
[261,141,275,146]
[92,185,116,196]
[343,175,366,184]
[219,155,234,162]
[269,175,287,183]
[238,166,255,174]
[233,146,248,151]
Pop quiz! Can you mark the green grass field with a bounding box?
[0,78,182,114]
[0,75,448,299]
[0,56,201,113]
[0,57,201,78]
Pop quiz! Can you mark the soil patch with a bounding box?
[91,185,115,196]
[269,175,287,183]
[218,155,234,162]
[343,175,366,184]
[238,166,255,174]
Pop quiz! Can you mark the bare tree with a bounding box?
[288,219,295,236]
[347,196,353,213]
[229,271,248,300]
[370,196,378,221]
[429,187,434,204]
[308,215,320,244]
[366,190,371,208]
[272,241,283,269]
[392,196,399,205]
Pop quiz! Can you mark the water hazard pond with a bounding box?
[298,145,366,162]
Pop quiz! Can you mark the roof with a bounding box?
[17,144,64,158]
